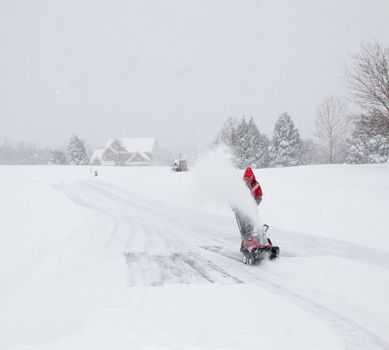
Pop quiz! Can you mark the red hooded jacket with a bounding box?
[243,167,263,203]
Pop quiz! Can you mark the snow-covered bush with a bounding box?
[48,150,67,165]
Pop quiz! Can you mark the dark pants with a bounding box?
[234,210,255,239]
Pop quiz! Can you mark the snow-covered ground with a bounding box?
[1,162,389,349]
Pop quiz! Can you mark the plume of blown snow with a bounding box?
[191,146,262,229]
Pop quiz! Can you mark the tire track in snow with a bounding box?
[63,182,243,286]
[60,180,389,349]
[89,180,389,270]
[201,246,389,350]
[85,181,238,245]
[60,185,129,258]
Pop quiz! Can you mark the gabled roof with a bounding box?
[127,151,151,163]
[105,138,156,153]
[91,149,104,161]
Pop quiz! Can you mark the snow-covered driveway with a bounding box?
[1,164,389,350]
[60,178,389,349]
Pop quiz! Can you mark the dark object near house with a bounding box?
[172,159,188,172]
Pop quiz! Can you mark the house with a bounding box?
[90,149,104,165]
[90,138,160,166]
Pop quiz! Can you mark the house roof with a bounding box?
[128,151,151,163]
[91,149,104,161]
[105,138,156,153]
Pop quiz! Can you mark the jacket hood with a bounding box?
[243,167,255,181]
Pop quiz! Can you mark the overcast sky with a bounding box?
[0,0,388,153]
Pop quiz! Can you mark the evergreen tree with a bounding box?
[67,135,89,165]
[234,117,251,168]
[240,117,269,168]
[346,115,389,163]
[269,113,303,167]
[216,117,269,168]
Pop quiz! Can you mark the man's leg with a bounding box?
[235,210,254,238]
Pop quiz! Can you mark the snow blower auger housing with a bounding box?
[240,224,279,265]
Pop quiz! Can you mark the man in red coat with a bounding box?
[243,166,263,205]
[234,166,263,238]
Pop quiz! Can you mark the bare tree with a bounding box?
[315,96,348,163]
[214,117,240,148]
[346,42,389,130]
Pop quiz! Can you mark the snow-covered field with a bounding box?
[1,161,389,349]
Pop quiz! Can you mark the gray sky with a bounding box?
[0,0,388,152]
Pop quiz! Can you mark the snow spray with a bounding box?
[191,145,262,230]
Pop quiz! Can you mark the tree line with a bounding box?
[1,42,387,167]
[216,42,389,168]
[0,135,89,165]
[215,114,305,168]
